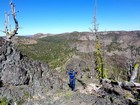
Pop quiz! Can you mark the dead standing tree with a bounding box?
[127,46,139,83]
[88,0,98,79]
[2,1,18,41]
[89,0,105,79]
[93,0,106,79]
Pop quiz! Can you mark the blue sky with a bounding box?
[0,0,140,35]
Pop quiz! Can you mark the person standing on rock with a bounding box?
[67,69,78,91]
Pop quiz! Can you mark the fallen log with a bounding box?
[101,78,140,90]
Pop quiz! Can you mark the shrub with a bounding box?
[0,97,8,105]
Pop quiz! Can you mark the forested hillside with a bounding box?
[16,31,140,82]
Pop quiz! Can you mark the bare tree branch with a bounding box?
[8,1,19,39]
[2,1,19,41]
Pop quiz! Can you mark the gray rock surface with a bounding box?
[0,39,69,104]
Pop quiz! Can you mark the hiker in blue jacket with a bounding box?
[67,69,77,91]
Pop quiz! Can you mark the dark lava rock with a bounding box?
[0,40,69,104]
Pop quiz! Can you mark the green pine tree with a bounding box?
[95,35,107,79]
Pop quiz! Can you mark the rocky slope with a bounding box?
[0,38,68,104]
[0,37,139,105]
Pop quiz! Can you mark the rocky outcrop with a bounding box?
[0,38,69,104]
[1,42,29,85]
